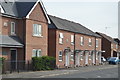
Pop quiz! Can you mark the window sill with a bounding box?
[33,35,43,38]
[80,45,84,46]
[81,59,83,60]
[59,43,63,45]
[71,43,74,46]
[89,45,92,47]
[71,59,74,61]
[59,60,62,62]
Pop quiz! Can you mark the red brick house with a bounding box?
[48,15,103,68]
[0,0,50,70]
[114,38,120,59]
[96,32,119,59]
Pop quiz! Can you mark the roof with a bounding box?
[96,32,117,44]
[0,0,50,23]
[0,35,23,48]
[1,1,36,18]
[49,15,101,38]
[114,38,120,45]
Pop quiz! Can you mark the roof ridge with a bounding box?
[49,15,101,37]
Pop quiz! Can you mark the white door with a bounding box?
[75,53,80,66]
[99,52,101,64]
[92,52,95,64]
[85,52,88,65]
[65,52,69,66]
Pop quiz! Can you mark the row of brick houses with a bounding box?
[0,0,120,70]
[48,15,103,68]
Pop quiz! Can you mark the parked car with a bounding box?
[101,57,106,62]
[108,57,120,65]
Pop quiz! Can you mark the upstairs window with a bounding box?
[32,49,42,57]
[11,22,15,35]
[96,39,99,47]
[71,35,74,45]
[89,38,92,46]
[59,33,64,44]
[33,24,42,37]
[80,37,84,46]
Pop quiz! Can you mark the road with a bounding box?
[2,64,119,79]
[45,67,118,78]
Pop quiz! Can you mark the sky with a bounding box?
[42,0,118,38]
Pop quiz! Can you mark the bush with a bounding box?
[0,57,6,69]
[32,56,56,71]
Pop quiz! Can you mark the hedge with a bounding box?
[32,56,56,71]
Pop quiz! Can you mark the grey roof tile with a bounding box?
[0,35,23,47]
[1,1,36,18]
[96,32,117,44]
[49,15,101,37]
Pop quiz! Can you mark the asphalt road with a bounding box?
[45,67,118,78]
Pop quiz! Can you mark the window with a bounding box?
[71,35,74,45]
[116,44,118,49]
[2,52,7,55]
[96,39,98,47]
[32,49,41,57]
[11,22,15,35]
[59,51,63,61]
[111,44,113,49]
[33,24,42,36]
[59,33,64,44]
[89,38,92,46]
[71,50,74,61]
[80,37,84,46]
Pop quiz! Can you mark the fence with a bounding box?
[2,60,33,74]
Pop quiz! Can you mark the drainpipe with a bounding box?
[74,33,76,67]
[95,37,97,65]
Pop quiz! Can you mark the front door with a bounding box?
[85,52,88,65]
[65,52,69,67]
[98,52,101,64]
[75,53,80,66]
[11,50,17,70]
[92,52,95,64]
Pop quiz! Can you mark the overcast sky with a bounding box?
[42,0,118,38]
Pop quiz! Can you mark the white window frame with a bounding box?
[11,22,16,35]
[32,49,42,57]
[71,35,74,45]
[89,38,92,46]
[116,44,118,49]
[59,51,63,61]
[96,39,99,47]
[59,33,64,44]
[80,37,84,46]
[33,24,42,37]
[71,50,74,61]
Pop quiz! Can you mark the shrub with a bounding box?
[32,56,56,71]
[0,57,6,69]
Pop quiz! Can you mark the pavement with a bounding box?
[2,64,118,78]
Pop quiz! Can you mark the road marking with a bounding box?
[97,76,101,78]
